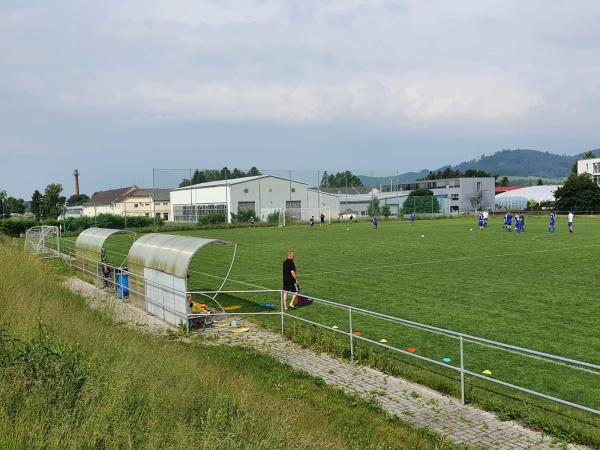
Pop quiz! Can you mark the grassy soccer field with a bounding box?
[61,216,600,444]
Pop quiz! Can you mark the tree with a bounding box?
[554,173,600,211]
[67,193,90,206]
[0,190,6,217]
[537,178,543,186]
[381,204,391,219]
[31,190,44,220]
[320,171,330,187]
[400,189,440,214]
[3,196,26,215]
[499,176,510,187]
[320,171,363,188]
[367,197,381,216]
[42,183,65,219]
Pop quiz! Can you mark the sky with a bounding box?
[1,0,600,197]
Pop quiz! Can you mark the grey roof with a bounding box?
[173,175,308,191]
[130,189,171,202]
[85,186,138,205]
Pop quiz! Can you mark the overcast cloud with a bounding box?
[1,0,600,197]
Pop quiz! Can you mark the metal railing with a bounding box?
[49,243,600,418]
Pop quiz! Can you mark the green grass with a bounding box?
[0,240,464,449]
[60,216,600,446]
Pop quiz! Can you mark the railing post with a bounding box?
[280,290,285,335]
[460,335,465,405]
[349,307,354,362]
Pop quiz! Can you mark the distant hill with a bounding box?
[359,148,598,187]
[446,149,576,179]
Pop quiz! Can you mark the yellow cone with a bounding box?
[482,369,492,376]
[380,339,388,343]
[332,325,339,329]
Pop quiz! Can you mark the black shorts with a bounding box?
[283,282,299,293]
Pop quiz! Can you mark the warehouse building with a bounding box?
[336,177,496,217]
[170,175,340,223]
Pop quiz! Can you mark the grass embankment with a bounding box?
[0,242,459,449]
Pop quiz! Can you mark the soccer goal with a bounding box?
[279,207,331,226]
[24,226,61,258]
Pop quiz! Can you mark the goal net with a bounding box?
[24,226,61,258]
[278,207,331,226]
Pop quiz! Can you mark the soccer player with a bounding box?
[320,212,325,226]
[309,216,315,227]
[548,212,556,233]
[410,212,416,224]
[568,211,574,233]
[520,214,525,232]
[506,211,513,232]
[282,252,299,310]
[483,210,489,227]
[478,212,484,230]
[514,214,521,233]
[373,215,378,229]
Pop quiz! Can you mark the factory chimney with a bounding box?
[73,169,80,195]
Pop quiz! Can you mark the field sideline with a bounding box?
[60,216,600,443]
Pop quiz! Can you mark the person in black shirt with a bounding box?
[320,213,325,226]
[282,251,299,310]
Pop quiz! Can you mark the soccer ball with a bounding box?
[346,228,349,231]
[470,228,473,231]
[421,234,425,238]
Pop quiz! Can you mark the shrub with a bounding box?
[0,219,38,237]
[267,210,281,224]
[230,210,258,224]
[198,213,227,225]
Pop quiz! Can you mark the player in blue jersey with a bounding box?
[372,215,378,229]
[520,214,525,232]
[506,211,513,232]
[410,212,416,224]
[478,212,484,230]
[548,212,556,233]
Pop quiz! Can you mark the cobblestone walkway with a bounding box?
[65,278,589,450]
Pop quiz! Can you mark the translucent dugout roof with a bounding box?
[75,227,131,260]
[127,233,236,279]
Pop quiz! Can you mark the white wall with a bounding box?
[577,158,600,175]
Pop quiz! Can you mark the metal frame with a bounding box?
[24,225,60,258]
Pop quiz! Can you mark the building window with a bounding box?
[476,182,482,191]
[172,203,227,222]
[290,188,296,193]
[134,203,138,208]
[238,201,255,213]
[451,194,459,201]
[269,188,272,192]
[593,163,600,173]
[163,213,169,220]
[450,206,459,212]
[243,188,249,193]
[145,213,149,217]
[155,213,161,218]
[286,201,301,209]
[594,175,600,186]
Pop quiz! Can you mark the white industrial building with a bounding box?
[170,175,340,223]
[577,158,600,186]
[332,177,496,217]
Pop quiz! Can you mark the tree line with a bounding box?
[319,171,364,188]
[179,167,261,187]
[0,184,89,220]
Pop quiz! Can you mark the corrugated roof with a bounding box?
[130,189,171,202]
[85,186,138,205]
[173,175,308,191]
[495,185,561,203]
